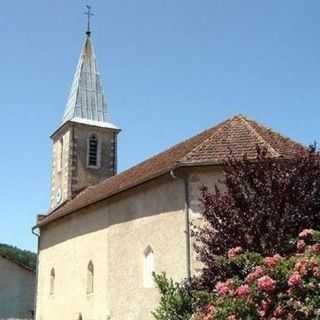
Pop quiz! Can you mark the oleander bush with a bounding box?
[153,146,320,320]
[154,230,320,319]
[192,229,320,320]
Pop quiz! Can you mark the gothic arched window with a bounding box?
[87,261,94,294]
[87,134,99,167]
[50,268,55,295]
[143,246,155,288]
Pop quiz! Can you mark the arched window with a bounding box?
[87,134,99,167]
[143,246,155,288]
[87,261,94,294]
[50,268,55,295]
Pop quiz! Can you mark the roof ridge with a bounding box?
[238,115,281,157]
[243,115,304,150]
[177,116,236,164]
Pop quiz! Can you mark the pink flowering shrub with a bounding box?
[192,229,320,320]
[227,247,242,259]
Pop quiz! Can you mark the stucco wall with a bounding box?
[37,175,187,320]
[0,256,35,319]
[188,166,225,273]
[36,166,224,320]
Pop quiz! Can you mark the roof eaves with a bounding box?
[36,164,181,228]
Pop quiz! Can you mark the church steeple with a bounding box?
[49,19,120,209]
[62,34,118,130]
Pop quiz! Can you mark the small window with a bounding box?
[50,268,55,295]
[143,246,155,288]
[57,138,63,172]
[87,135,99,167]
[87,261,94,294]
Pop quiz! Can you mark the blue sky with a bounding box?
[0,0,319,251]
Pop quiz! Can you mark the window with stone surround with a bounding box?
[87,261,94,294]
[87,134,100,168]
[143,246,155,288]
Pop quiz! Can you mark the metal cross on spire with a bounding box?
[84,5,94,36]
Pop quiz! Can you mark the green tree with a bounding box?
[0,243,36,271]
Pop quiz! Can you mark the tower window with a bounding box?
[57,138,63,172]
[87,134,99,167]
[50,268,55,295]
[87,261,94,294]
[143,246,155,288]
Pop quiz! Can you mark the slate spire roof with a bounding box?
[38,115,304,227]
[62,34,118,129]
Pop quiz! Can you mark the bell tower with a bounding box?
[50,19,120,209]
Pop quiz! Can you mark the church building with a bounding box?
[34,26,303,320]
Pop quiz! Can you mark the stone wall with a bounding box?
[71,123,118,196]
[50,122,119,209]
[50,124,72,208]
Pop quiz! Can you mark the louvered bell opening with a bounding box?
[88,136,98,166]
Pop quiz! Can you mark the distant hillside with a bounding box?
[0,243,36,271]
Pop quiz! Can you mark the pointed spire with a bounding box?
[62,20,118,129]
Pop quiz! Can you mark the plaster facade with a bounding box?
[0,256,35,319]
[36,167,224,320]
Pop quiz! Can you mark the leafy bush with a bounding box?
[193,230,320,320]
[193,146,320,288]
[152,273,195,320]
[153,147,320,319]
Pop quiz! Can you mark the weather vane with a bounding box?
[84,5,94,36]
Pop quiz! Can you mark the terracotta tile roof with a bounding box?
[180,116,303,164]
[38,115,304,227]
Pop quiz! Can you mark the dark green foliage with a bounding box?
[213,296,258,320]
[152,273,194,320]
[0,243,36,271]
[191,252,263,292]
